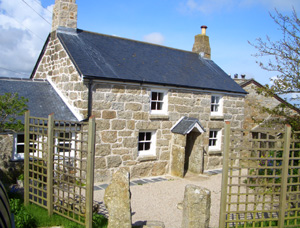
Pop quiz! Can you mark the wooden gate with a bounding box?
[219,122,300,227]
[23,111,95,228]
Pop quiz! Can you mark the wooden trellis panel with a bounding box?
[24,111,95,228]
[220,122,300,228]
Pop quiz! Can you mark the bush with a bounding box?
[92,213,108,228]
[9,198,37,228]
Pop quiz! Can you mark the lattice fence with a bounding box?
[23,111,95,228]
[219,122,300,228]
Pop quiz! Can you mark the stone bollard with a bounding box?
[104,168,132,228]
[181,184,211,228]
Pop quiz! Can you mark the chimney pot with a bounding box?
[234,74,238,79]
[241,74,246,79]
[201,25,208,35]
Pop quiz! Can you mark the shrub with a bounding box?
[92,213,108,228]
[9,198,37,228]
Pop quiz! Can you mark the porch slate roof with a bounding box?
[51,27,246,95]
[171,116,205,135]
[0,78,78,122]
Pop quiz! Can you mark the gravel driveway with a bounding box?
[93,170,223,228]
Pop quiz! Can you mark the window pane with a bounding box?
[214,105,219,112]
[146,132,151,140]
[211,96,215,103]
[17,134,25,143]
[158,92,163,101]
[17,145,24,153]
[151,102,157,110]
[156,102,163,110]
[152,92,158,101]
[215,96,220,103]
[145,142,151,150]
[139,132,145,141]
[138,143,144,151]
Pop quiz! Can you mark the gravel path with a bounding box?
[93,171,223,228]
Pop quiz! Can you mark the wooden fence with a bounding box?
[219,122,300,228]
[23,111,95,228]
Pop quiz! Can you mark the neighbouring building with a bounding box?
[1,0,247,182]
[0,78,77,183]
[234,75,300,131]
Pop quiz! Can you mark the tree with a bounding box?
[250,8,300,130]
[0,93,28,132]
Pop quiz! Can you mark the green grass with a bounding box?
[26,203,84,228]
[9,196,108,228]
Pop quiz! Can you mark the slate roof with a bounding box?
[171,116,205,135]
[53,27,246,94]
[0,78,78,122]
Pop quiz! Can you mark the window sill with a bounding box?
[208,150,222,156]
[137,155,157,162]
[210,115,224,121]
[149,114,169,120]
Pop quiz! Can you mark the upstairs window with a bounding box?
[211,95,223,116]
[150,89,168,114]
[209,129,221,151]
[138,131,156,156]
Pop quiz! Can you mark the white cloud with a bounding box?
[0,0,52,78]
[182,0,299,14]
[183,0,235,14]
[143,32,165,45]
[240,0,300,11]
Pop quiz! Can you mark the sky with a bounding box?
[0,0,299,86]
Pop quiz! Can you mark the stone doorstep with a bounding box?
[94,176,169,191]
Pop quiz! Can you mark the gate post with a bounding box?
[219,121,231,227]
[24,111,30,206]
[278,124,291,227]
[86,116,95,228]
[47,113,54,216]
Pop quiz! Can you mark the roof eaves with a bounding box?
[83,75,248,95]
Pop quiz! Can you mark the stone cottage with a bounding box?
[234,76,300,131]
[7,0,247,182]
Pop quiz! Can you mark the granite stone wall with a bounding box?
[0,133,23,183]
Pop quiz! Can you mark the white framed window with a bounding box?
[211,95,223,116]
[209,129,221,151]
[138,131,156,156]
[12,133,37,160]
[150,89,168,114]
[55,132,75,158]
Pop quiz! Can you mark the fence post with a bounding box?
[278,124,291,227]
[86,116,95,228]
[219,121,231,227]
[24,111,30,206]
[47,113,54,216]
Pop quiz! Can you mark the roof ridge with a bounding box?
[62,28,198,55]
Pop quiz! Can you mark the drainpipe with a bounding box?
[87,79,93,119]
[82,79,93,122]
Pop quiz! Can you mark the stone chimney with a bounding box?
[52,0,78,32]
[192,25,211,59]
